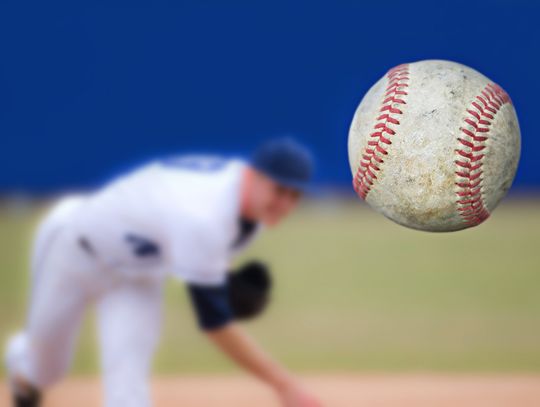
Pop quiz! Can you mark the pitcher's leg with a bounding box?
[5,234,91,389]
[97,280,163,407]
[5,198,93,402]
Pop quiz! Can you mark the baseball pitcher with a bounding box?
[5,138,322,407]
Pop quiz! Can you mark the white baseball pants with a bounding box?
[5,196,164,407]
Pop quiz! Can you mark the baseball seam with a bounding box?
[353,64,410,199]
[455,83,511,226]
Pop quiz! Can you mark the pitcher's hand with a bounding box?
[276,381,323,407]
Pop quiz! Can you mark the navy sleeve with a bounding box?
[187,283,234,331]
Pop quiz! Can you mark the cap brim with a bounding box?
[270,175,313,193]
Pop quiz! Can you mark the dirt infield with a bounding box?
[2,375,540,407]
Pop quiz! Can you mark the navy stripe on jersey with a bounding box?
[125,233,160,257]
[232,217,258,249]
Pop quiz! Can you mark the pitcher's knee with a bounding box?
[5,332,71,388]
[5,333,34,384]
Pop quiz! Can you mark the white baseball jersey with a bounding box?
[5,155,264,407]
[70,156,260,285]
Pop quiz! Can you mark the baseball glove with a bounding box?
[227,261,272,320]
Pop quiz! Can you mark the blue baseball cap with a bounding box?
[251,137,314,192]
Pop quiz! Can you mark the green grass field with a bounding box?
[1,198,540,374]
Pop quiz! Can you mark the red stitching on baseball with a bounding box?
[455,83,511,226]
[353,64,409,199]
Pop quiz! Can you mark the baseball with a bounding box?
[348,60,521,232]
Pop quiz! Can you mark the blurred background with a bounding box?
[1,0,539,377]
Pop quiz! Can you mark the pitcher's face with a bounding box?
[249,172,301,227]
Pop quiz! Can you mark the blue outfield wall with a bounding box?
[0,1,538,193]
